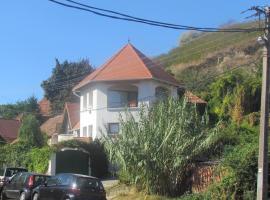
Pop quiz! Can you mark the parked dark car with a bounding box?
[0,167,28,194]
[32,173,106,200]
[1,172,50,200]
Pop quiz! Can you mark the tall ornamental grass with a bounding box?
[104,98,222,196]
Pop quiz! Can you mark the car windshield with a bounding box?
[5,168,27,177]
[34,175,50,185]
[76,177,104,191]
[56,174,74,186]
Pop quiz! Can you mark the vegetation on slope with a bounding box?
[157,21,261,66]
[156,21,262,91]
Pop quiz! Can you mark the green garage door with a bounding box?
[56,150,89,175]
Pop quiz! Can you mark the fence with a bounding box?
[190,161,221,193]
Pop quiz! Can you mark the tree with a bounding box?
[205,69,261,121]
[41,59,93,113]
[19,114,45,147]
[0,96,40,119]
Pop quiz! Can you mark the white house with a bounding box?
[72,43,182,140]
[46,44,207,176]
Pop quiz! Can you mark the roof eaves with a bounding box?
[152,77,183,87]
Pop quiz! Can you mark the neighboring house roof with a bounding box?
[64,102,80,130]
[38,98,51,116]
[0,118,21,143]
[185,91,207,104]
[73,121,80,130]
[40,114,64,137]
[73,43,181,91]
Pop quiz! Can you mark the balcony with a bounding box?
[49,132,92,145]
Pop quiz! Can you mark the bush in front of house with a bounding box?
[104,98,224,197]
[19,114,46,147]
[24,146,53,174]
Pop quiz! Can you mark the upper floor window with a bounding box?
[83,93,87,110]
[82,91,93,110]
[108,123,120,135]
[155,86,170,100]
[108,85,138,108]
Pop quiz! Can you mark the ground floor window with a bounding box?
[75,130,80,137]
[108,123,119,135]
[82,126,87,137]
[88,125,93,137]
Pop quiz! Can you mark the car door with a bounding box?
[38,178,59,200]
[14,173,28,199]
[52,174,73,200]
[76,177,105,200]
[3,173,21,199]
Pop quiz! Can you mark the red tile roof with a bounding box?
[0,119,21,143]
[185,91,207,104]
[40,114,64,137]
[73,44,180,91]
[65,102,80,130]
[38,98,51,116]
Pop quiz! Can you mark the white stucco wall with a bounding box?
[79,80,178,140]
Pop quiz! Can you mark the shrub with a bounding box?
[186,123,259,200]
[19,114,45,147]
[24,146,53,173]
[0,141,32,168]
[104,99,222,196]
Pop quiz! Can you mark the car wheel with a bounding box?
[33,193,39,200]
[19,192,26,200]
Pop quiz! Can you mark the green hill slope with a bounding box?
[156,21,263,90]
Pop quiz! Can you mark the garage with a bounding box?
[55,148,90,175]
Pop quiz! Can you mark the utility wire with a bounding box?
[48,0,264,32]
[64,0,262,32]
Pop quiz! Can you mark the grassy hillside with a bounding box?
[155,21,263,91]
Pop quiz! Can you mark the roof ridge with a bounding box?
[128,44,153,78]
[0,118,20,122]
[91,44,131,81]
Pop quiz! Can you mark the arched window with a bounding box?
[108,84,138,108]
[155,86,170,100]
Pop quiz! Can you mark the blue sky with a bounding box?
[0,0,268,104]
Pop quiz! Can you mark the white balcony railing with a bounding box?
[49,133,76,145]
[49,131,92,145]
